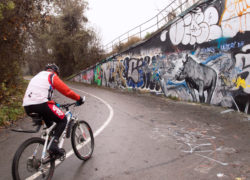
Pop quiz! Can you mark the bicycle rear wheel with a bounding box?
[71,120,94,160]
[12,137,55,180]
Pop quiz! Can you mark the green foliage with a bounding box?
[167,95,180,101]
[0,3,4,20]
[0,1,15,21]
[0,0,15,20]
[0,0,55,126]
[6,1,15,10]
[0,79,27,127]
[0,0,50,88]
[144,32,152,40]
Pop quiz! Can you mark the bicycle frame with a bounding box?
[58,110,74,148]
[39,106,77,163]
[12,98,95,180]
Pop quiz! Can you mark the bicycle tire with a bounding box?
[12,137,55,180]
[71,120,94,160]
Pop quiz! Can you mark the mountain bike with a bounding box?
[11,100,94,180]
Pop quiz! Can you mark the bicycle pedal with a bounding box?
[47,149,65,160]
[59,148,66,161]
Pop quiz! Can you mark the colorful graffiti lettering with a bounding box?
[94,65,102,86]
[101,59,127,88]
[124,57,144,88]
[233,76,250,89]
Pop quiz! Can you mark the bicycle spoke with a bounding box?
[71,121,94,160]
[12,138,55,180]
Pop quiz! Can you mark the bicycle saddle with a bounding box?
[29,113,43,126]
[29,113,42,118]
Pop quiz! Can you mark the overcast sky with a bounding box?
[86,0,171,46]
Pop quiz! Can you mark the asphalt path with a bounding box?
[1,82,250,180]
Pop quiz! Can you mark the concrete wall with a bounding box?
[71,0,250,113]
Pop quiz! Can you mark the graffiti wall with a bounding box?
[71,0,250,113]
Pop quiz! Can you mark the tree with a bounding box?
[0,0,53,102]
[43,0,104,77]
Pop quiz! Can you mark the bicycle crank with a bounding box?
[27,156,41,172]
[59,148,66,161]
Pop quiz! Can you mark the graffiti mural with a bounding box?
[233,44,250,93]
[168,6,222,45]
[121,56,161,90]
[124,57,144,88]
[175,54,217,103]
[71,0,250,114]
[94,65,102,86]
[81,69,94,84]
[101,59,127,88]
[220,0,250,37]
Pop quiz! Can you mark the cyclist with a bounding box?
[23,63,84,156]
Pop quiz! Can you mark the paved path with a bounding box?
[1,82,250,180]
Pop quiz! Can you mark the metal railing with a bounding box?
[103,0,200,53]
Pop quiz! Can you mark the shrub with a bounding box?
[112,36,141,54]
[0,79,28,127]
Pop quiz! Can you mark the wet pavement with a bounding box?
[1,82,250,180]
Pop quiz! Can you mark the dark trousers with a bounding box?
[24,102,67,139]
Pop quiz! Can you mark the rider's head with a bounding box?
[45,63,60,75]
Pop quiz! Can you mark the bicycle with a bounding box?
[11,100,94,180]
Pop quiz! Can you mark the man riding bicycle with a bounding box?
[23,63,84,156]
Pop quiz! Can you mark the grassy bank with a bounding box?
[0,79,28,127]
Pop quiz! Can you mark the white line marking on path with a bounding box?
[72,88,114,137]
[26,87,114,180]
[56,88,114,164]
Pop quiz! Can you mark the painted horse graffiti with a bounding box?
[176,54,217,103]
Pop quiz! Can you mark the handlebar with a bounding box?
[60,96,85,110]
[60,102,78,111]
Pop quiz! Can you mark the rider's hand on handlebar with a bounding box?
[76,96,85,106]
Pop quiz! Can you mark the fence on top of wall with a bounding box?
[103,0,200,53]
[71,0,250,114]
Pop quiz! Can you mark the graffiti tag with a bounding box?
[167,7,222,45]
[233,44,250,93]
[220,0,250,37]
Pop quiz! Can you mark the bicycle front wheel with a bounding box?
[71,120,94,160]
[12,137,55,180]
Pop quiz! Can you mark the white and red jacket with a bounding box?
[23,71,80,106]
